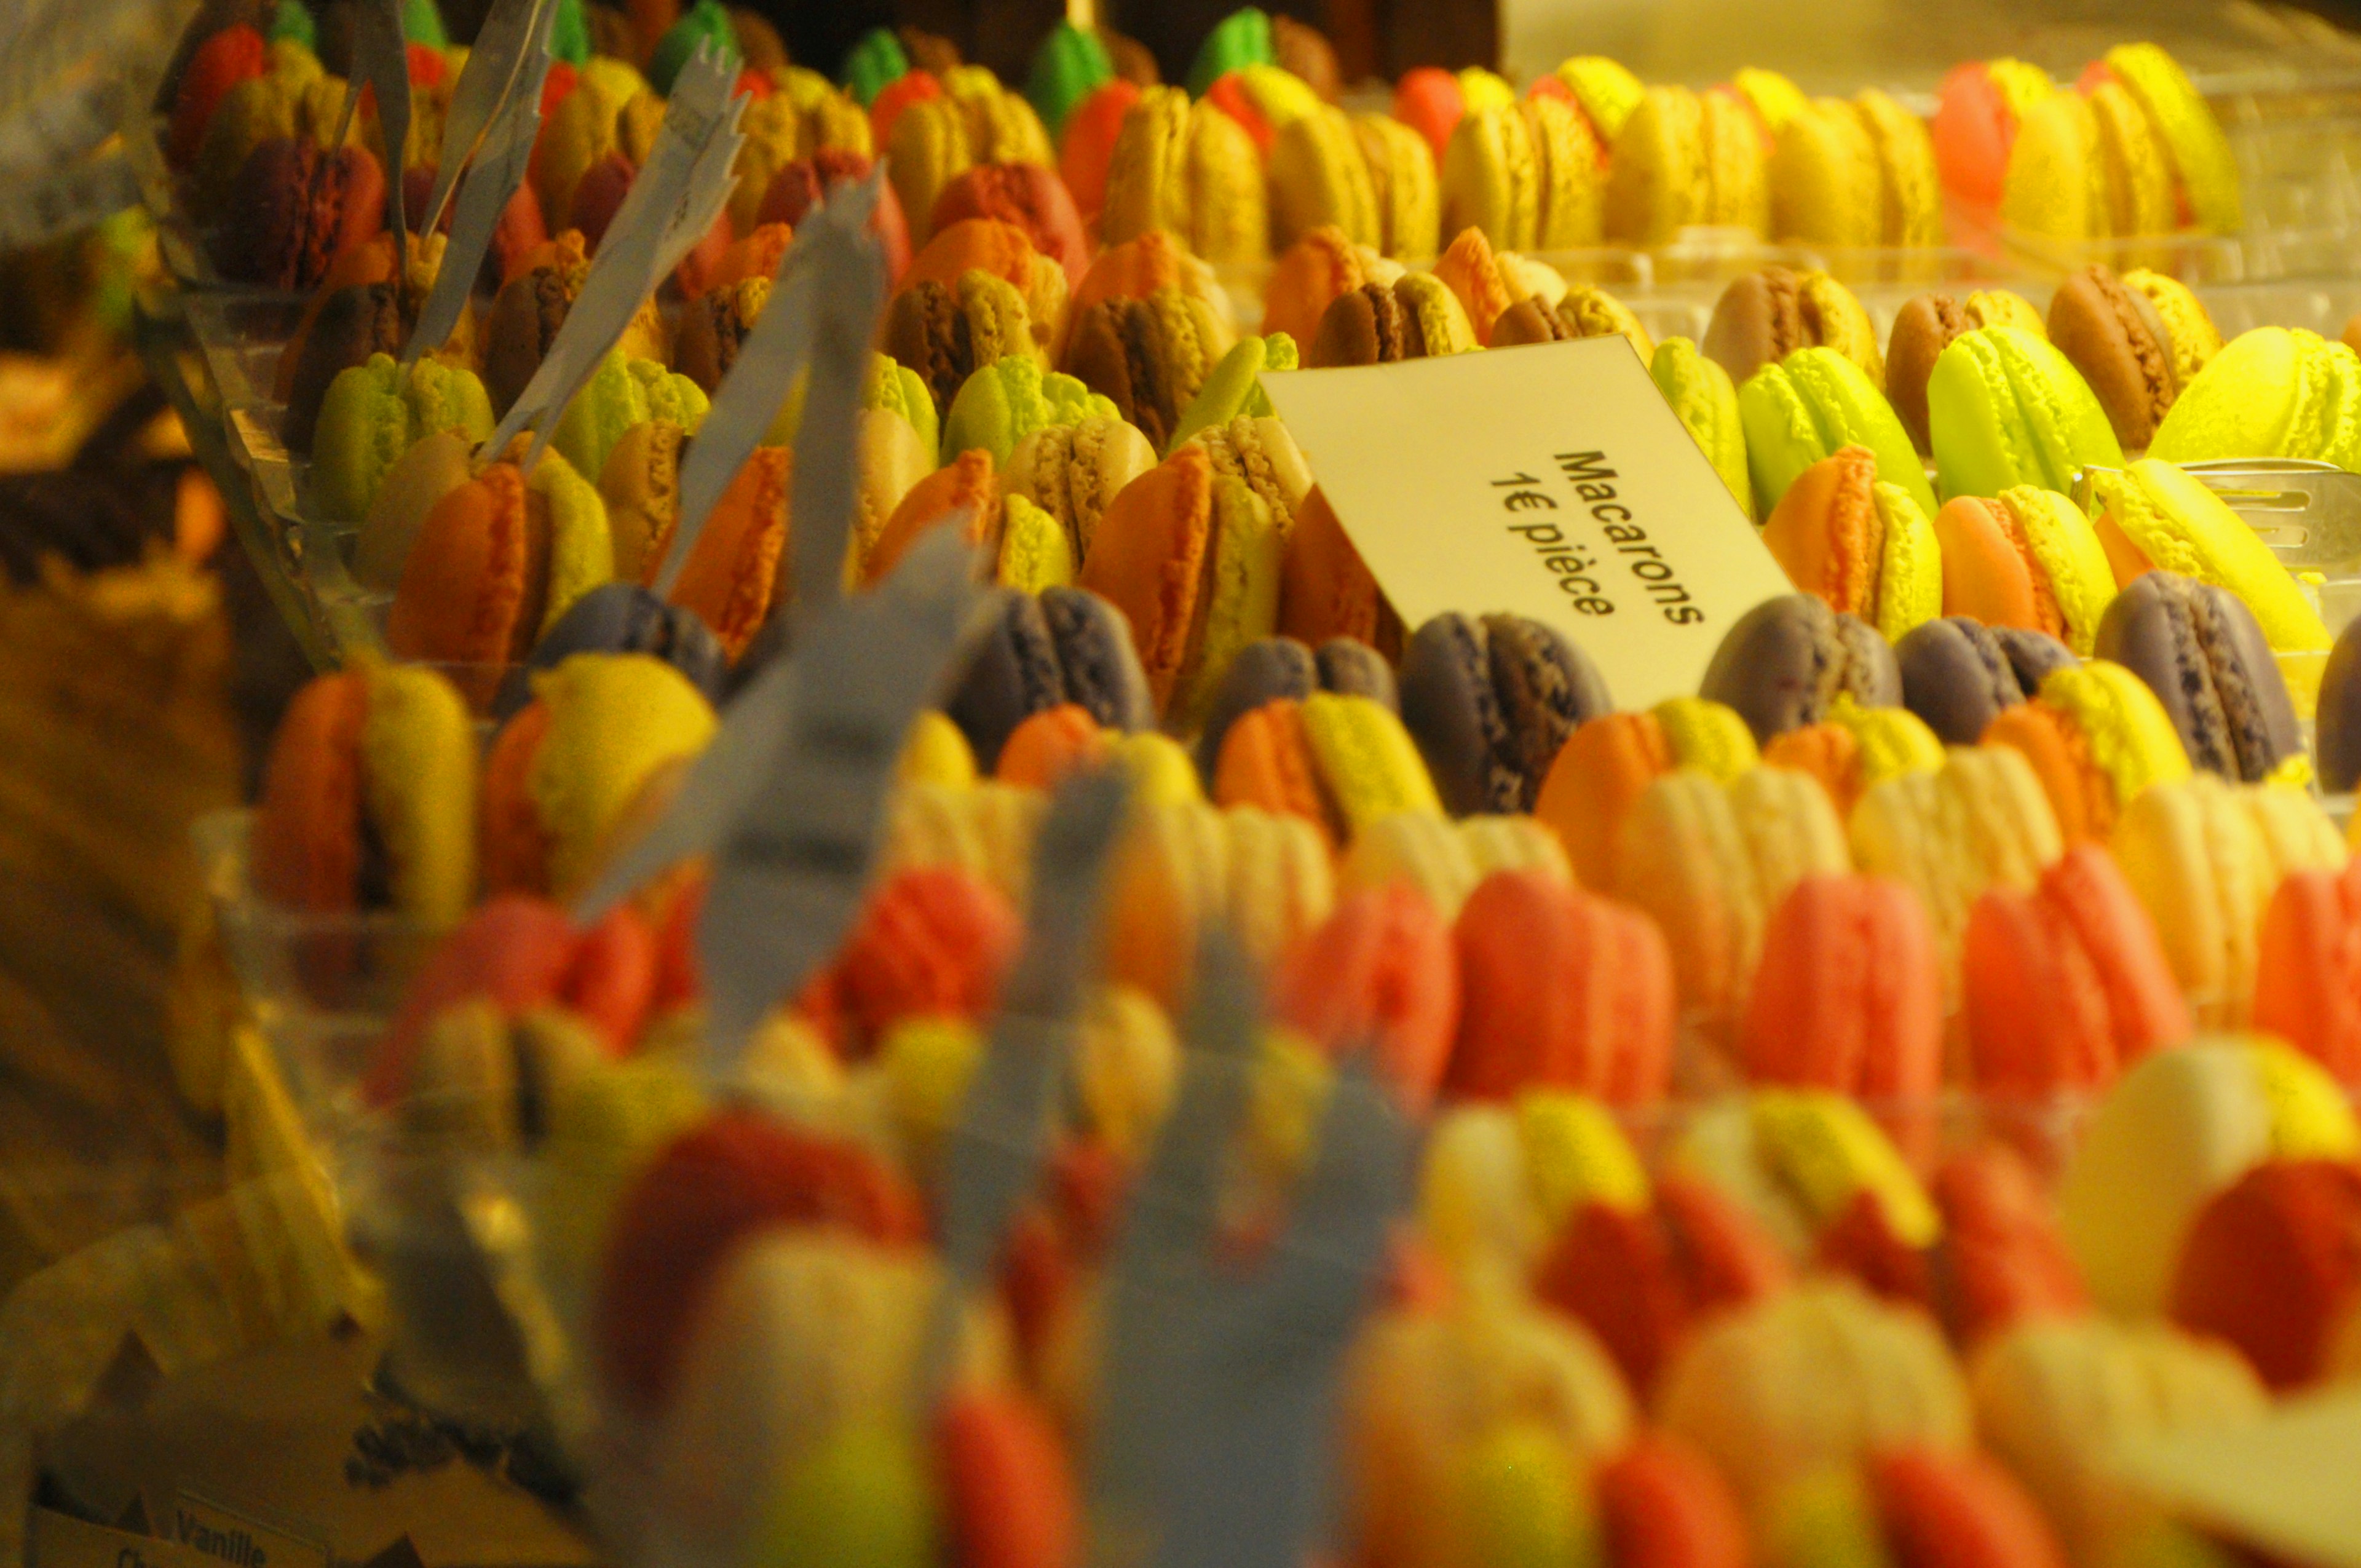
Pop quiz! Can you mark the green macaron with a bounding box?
[1651,336,1750,518]
[401,0,447,47]
[1026,22,1113,140]
[311,354,493,523]
[941,356,1117,469]
[841,26,911,107]
[1928,325,2124,502]
[548,0,591,67]
[1185,7,1276,98]
[866,353,941,458]
[1739,346,1936,520]
[648,0,738,95]
[1166,333,1298,453]
[269,0,317,50]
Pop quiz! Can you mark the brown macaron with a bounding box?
[674,277,769,395]
[2046,264,2181,451]
[1886,288,2048,454]
[1699,264,1882,390]
[1308,281,1430,366]
[1489,296,1578,349]
[483,263,580,417]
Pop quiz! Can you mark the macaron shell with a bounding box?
[671,445,789,659]
[358,662,477,925]
[2105,44,2243,233]
[1651,337,1751,517]
[387,462,542,676]
[1214,698,1339,846]
[1597,1435,1752,1568]
[1605,85,1706,244]
[1301,691,1444,838]
[1442,104,1540,253]
[1742,873,1942,1102]
[1533,709,1675,889]
[1168,475,1283,733]
[1855,88,1944,248]
[1074,444,1215,714]
[1769,97,1880,248]
[1870,1446,2070,1568]
[2149,327,2303,465]
[2001,91,2100,242]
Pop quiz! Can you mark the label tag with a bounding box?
[656,172,882,600]
[164,1499,326,1568]
[1259,338,1792,711]
[574,527,987,1051]
[486,45,743,469]
[415,0,552,239]
[402,17,550,367]
[349,0,409,280]
[1088,937,1410,1568]
[920,765,1130,1401]
[28,1509,212,1568]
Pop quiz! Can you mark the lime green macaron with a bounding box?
[1186,7,1277,98]
[865,353,941,458]
[1651,336,1750,518]
[1739,346,1936,520]
[311,354,493,523]
[649,0,739,95]
[550,351,698,487]
[1167,333,1297,453]
[1927,325,2123,502]
[941,357,1117,469]
[1026,21,1113,140]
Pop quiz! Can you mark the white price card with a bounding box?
[1260,336,1792,710]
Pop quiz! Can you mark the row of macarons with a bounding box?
[358,839,2360,1568]
[246,531,2361,1116]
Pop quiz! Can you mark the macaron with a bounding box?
[1193,635,1398,782]
[2111,774,2344,1018]
[1615,767,1852,1018]
[668,445,791,659]
[1602,85,1712,245]
[212,137,387,290]
[941,357,1118,470]
[480,652,719,899]
[1024,20,1111,138]
[250,663,475,926]
[1542,283,1653,358]
[2094,43,2242,234]
[1765,95,1882,248]
[1928,326,2124,502]
[1057,80,1141,224]
[1270,105,1380,253]
[1931,58,2055,211]
[944,587,1155,770]
[1277,484,1404,659]
[2159,325,2359,472]
[1098,86,1267,265]
[1698,593,1901,745]
[1885,290,2048,454]
[497,583,729,721]
[307,352,494,523]
[1211,692,1442,850]
[1530,698,1759,883]
[1739,346,1936,520]
[1702,265,1882,392]
[1760,445,1941,643]
[1440,102,1540,254]
[168,22,268,169]
[2094,569,2302,782]
[1446,868,1675,1107]
[482,257,586,419]
[1073,443,1281,728]
[593,1109,928,1417]
[825,865,1022,1051]
[1757,702,1945,817]
[1739,873,1942,1104]
[280,282,405,453]
[1064,287,1232,451]
[1651,338,1750,517]
[674,276,769,395]
[756,151,912,286]
[1535,1177,1788,1398]
[2170,1158,2361,1390]
[1849,745,2064,963]
[1308,273,1477,366]
[2045,264,2188,450]
[2122,269,2223,384]
[1184,412,1316,539]
[1892,617,2077,745]
[884,269,1041,425]
[999,415,1158,568]
[1963,842,2191,1096]
[2057,1037,2360,1317]
[2314,615,2361,791]
[353,429,475,590]
[1353,116,1442,260]
[930,163,1091,288]
[1398,611,1612,817]
[386,450,615,699]
[2083,459,2331,660]
[1428,225,1517,346]
[1982,659,2192,843]
[1931,486,2116,655]
[1270,879,1458,1105]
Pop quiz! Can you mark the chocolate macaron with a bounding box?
[2094,569,2298,782]
[1894,616,2078,745]
[483,262,580,418]
[1399,611,1613,815]
[1700,266,1883,394]
[496,582,731,719]
[1884,288,2046,453]
[282,280,405,451]
[2046,264,2182,451]
[212,137,387,291]
[1699,593,1901,743]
